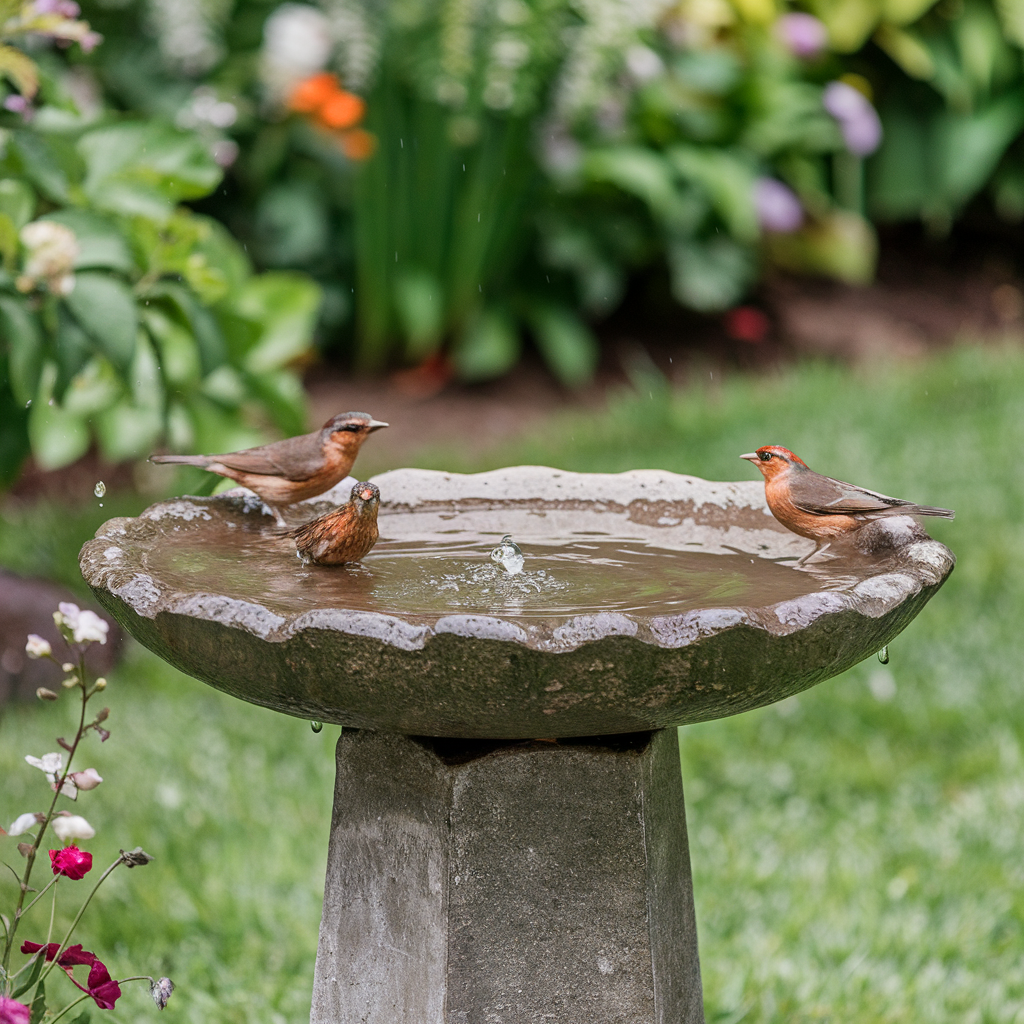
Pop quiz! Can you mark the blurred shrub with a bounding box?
[75,0,1024,386]
[0,5,321,485]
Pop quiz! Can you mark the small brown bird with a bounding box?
[150,412,387,521]
[292,481,380,566]
[741,445,955,563]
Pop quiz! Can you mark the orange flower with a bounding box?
[319,90,365,130]
[289,72,339,113]
[340,128,376,160]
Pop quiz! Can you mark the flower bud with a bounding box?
[69,769,102,791]
[121,846,154,868]
[25,635,52,659]
[94,678,107,691]
[17,842,33,858]
[150,977,174,1009]
[95,707,109,722]
[36,687,59,701]
[62,662,74,672]
[62,676,79,689]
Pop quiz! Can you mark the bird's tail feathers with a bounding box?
[149,453,211,467]
[910,505,955,520]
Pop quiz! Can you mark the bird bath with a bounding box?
[80,466,954,1023]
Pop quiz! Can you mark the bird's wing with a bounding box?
[788,471,907,516]
[211,433,323,480]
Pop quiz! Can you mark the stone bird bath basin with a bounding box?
[81,467,954,1024]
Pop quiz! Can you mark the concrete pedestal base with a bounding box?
[311,728,704,1024]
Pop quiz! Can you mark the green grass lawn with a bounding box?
[3,342,1024,1022]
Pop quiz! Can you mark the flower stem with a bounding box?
[35,855,124,991]
[47,991,90,1024]
[3,650,96,987]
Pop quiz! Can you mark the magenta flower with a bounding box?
[754,177,804,232]
[19,942,121,1009]
[0,996,30,1024]
[776,13,828,58]
[50,845,93,879]
[823,80,882,156]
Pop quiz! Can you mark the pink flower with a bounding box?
[776,13,828,58]
[19,942,120,1008]
[0,996,30,1024]
[21,941,98,972]
[754,177,803,232]
[69,768,103,791]
[823,80,882,156]
[50,846,93,879]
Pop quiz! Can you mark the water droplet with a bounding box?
[25,399,31,407]
[490,534,524,575]
[94,481,106,498]
[310,720,323,733]
[877,645,889,664]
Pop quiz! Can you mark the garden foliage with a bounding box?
[76,0,1024,388]
[0,4,321,484]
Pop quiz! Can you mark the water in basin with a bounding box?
[137,500,859,623]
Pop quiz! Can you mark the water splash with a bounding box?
[310,720,323,733]
[490,534,524,575]
[94,481,106,498]
[877,645,889,664]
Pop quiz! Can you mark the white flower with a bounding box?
[20,220,79,295]
[26,752,64,776]
[261,3,332,96]
[624,44,664,83]
[25,634,52,659]
[72,610,108,645]
[52,814,95,841]
[69,768,103,791]
[56,602,80,631]
[8,813,39,837]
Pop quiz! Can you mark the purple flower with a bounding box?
[823,80,882,156]
[3,95,28,113]
[776,13,828,58]
[754,177,804,232]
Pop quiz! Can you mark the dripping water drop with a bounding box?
[94,481,106,498]
[877,645,889,664]
[311,720,323,733]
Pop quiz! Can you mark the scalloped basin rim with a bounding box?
[80,466,955,738]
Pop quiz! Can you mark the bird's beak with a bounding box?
[368,419,389,432]
[739,453,759,463]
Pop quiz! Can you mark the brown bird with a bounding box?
[149,412,387,521]
[741,445,954,564]
[292,481,380,566]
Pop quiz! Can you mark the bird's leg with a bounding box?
[267,504,288,528]
[795,541,832,567]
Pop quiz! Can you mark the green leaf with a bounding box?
[144,306,202,387]
[0,178,36,229]
[64,271,138,373]
[765,210,877,285]
[0,42,39,98]
[667,236,754,311]
[231,272,321,374]
[394,269,444,360]
[28,364,91,469]
[28,979,46,1024]
[527,304,598,388]
[148,281,227,375]
[68,1011,92,1024]
[0,293,43,405]
[95,397,163,461]
[452,308,520,382]
[667,146,758,242]
[0,371,31,486]
[79,121,222,220]
[53,304,92,402]
[42,210,134,273]
[243,368,307,436]
[9,130,74,203]
[0,211,17,271]
[584,148,696,229]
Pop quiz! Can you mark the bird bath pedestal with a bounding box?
[80,467,954,1024]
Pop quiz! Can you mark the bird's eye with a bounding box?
[335,424,362,433]
[758,451,772,462]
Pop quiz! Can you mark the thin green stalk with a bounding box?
[20,873,59,919]
[35,856,123,991]
[47,991,89,1024]
[2,651,89,980]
